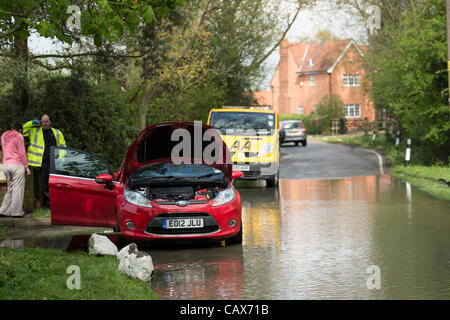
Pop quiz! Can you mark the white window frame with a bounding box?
[343,74,349,86]
[343,74,360,87]
[344,104,361,118]
[310,75,315,86]
[297,106,304,115]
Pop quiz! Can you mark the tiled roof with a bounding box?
[287,42,310,69]
[296,39,353,74]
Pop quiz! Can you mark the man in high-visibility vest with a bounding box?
[23,114,67,208]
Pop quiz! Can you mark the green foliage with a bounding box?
[0,74,139,170]
[300,114,325,135]
[33,76,139,169]
[369,0,450,164]
[147,84,225,124]
[204,0,295,105]
[316,94,345,119]
[31,208,51,218]
[315,94,345,135]
[278,113,324,135]
[278,113,303,121]
[0,0,185,45]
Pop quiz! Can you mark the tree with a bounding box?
[316,94,345,134]
[203,0,316,105]
[314,30,341,42]
[333,0,449,163]
[0,0,185,122]
[368,0,449,163]
[124,0,317,129]
[126,0,215,129]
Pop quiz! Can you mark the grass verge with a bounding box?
[389,166,450,201]
[30,208,51,218]
[0,247,159,300]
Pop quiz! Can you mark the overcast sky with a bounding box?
[28,1,368,90]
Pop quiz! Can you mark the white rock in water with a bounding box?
[88,233,118,256]
[118,243,154,282]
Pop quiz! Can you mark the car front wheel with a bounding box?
[227,225,243,244]
[266,172,279,187]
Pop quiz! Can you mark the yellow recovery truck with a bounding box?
[207,106,280,187]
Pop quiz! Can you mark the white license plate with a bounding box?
[163,218,204,229]
[233,165,250,171]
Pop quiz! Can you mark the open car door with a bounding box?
[49,146,120,228]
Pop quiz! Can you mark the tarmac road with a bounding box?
[279,139,384,180]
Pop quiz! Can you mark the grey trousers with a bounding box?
[0,164,26,217]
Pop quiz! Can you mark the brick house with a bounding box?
[256,39,375,130]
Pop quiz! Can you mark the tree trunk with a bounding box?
[140,84,162,130]
[140,98,148,130]
[12,33,29,123]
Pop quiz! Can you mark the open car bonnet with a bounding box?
[121,122,232,182]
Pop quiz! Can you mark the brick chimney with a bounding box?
[278,38,290,114]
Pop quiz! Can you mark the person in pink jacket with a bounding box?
[0,122,31,217]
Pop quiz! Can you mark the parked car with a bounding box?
[279,120,307,146]
[49,122,244,243]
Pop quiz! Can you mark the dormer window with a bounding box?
[309,58,314,67]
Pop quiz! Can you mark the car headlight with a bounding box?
[258,143,274,157]
[212,187,235,207]
[124,188,153,208]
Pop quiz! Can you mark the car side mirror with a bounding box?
[231,170,244,184]
[95,173,115,190]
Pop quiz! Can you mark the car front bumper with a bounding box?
[233,162,279,180]
[116,193,242,241]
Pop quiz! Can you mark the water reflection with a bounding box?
[238,176,449,299]
[149,175,449,300]
[267,177,383,299]
[0,233,120,251]
[151,244,244,300]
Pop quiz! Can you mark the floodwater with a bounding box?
[3,175,449,299]
[150,175,450,300]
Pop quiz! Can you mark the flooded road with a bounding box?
[3,140,448,300]
[150,175,450,300]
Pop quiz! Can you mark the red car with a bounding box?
[49,122,243,243]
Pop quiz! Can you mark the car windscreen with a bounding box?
[128,163,227,188]
[209,112,275,136]
[283,122,303,129]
